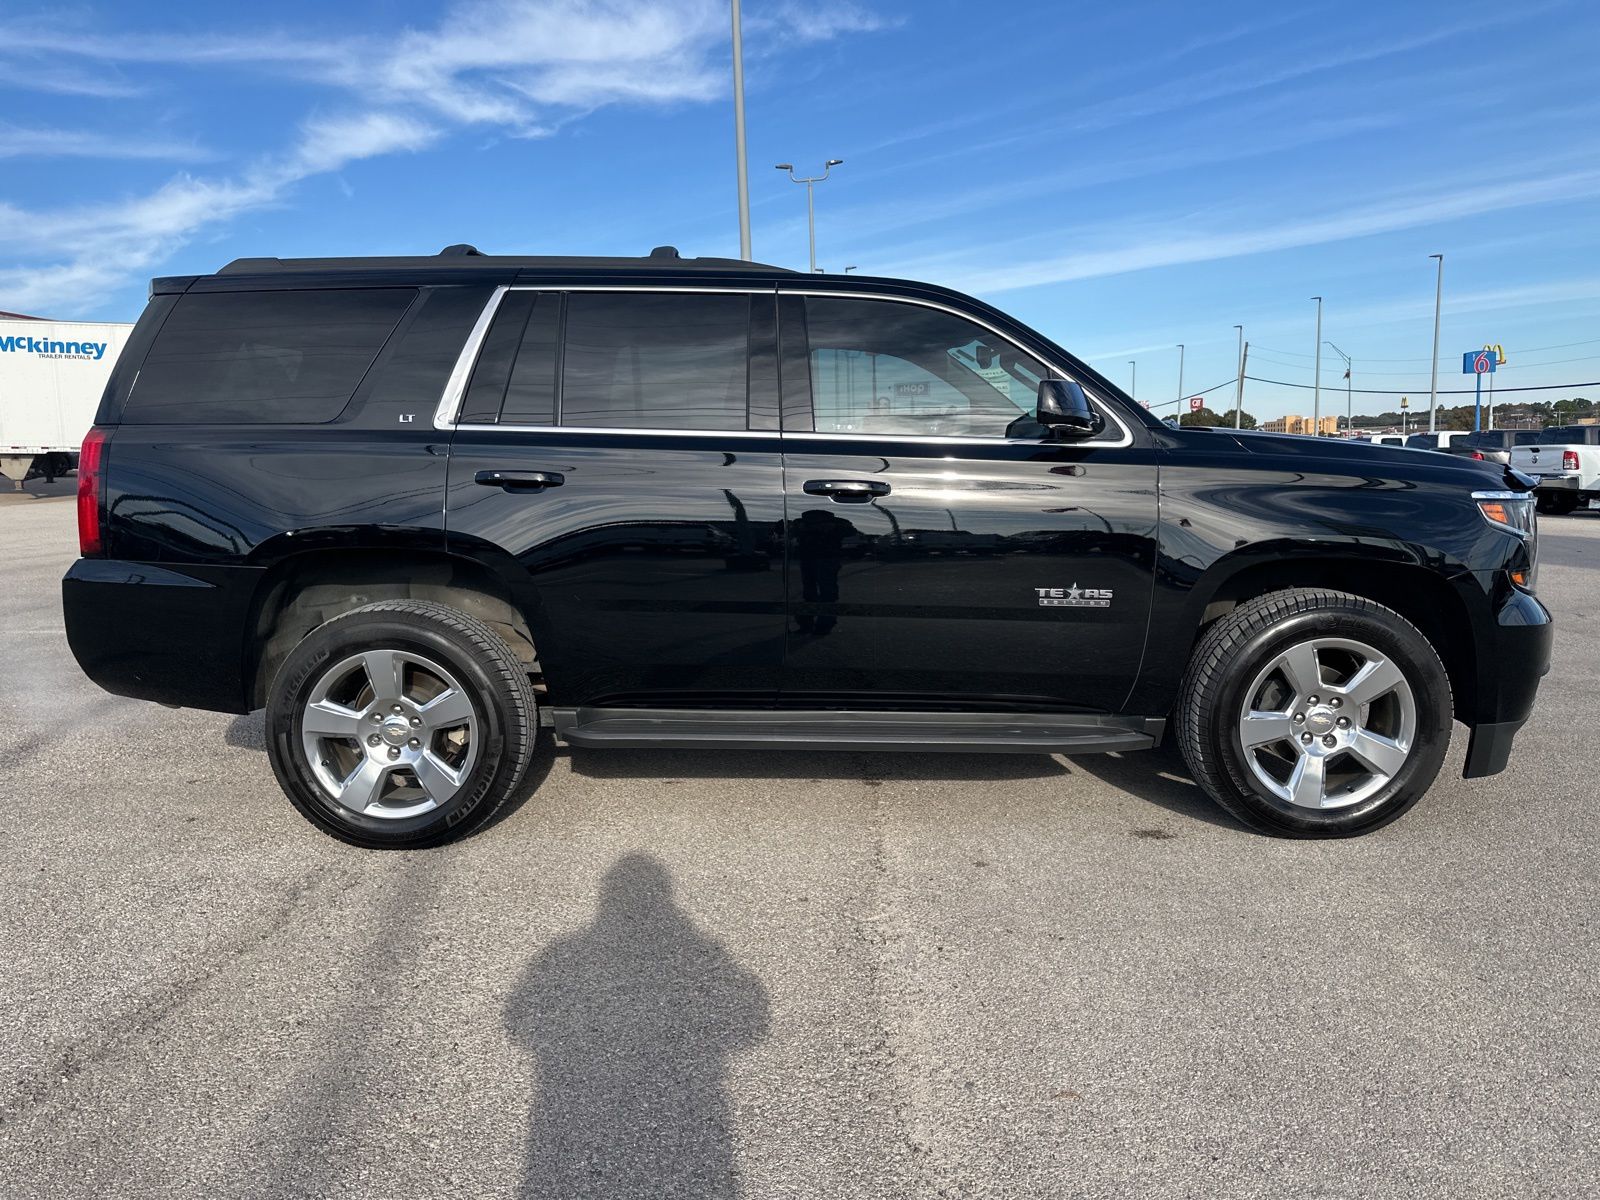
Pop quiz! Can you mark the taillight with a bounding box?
[77,427,109,557]
[1471,450,1486,460]
[1564,450,1581,472]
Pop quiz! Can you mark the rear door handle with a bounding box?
[803,479,891,502]
[474,469,565,491]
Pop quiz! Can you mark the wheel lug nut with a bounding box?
[1329,697,1342,708]
[1337,716,1351,728]
[410,716,422,727]
[369,713,382,723]
[408,737,421,748]
[387,746,400,760]
[367,734,380,746]
[1307,694,1319,705]
[1322,735,1337,748]
[391,704,403,714]
[1293,713,1305,724]
[1300,733,1312,745]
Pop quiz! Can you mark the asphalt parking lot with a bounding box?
[2,487,1597,1199]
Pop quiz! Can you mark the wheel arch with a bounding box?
[243,547,539,710]
[1180,554,1477,725]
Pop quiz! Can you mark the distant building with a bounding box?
[1262,414,1340,435]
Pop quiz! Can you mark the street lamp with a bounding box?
[1128,360,1136,401]
[1428,254,1444,433]
[776,159,844,274]
[731,0,751,259]
[1311,297,1323,436]
[844,265,858,273]
[1176,344,1185,404]
[1325,341,1352,436]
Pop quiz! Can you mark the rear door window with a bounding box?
[125,288,415,423]
[559,293,751,431]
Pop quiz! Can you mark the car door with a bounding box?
[776,290,1158,713]
[444,286,788,706]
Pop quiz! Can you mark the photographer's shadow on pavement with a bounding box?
[504,854,771,1200]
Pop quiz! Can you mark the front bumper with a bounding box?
[1460,577,1551,779]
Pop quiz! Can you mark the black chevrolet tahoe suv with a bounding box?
[63,246,1551,847]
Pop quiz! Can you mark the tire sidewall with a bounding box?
[266,614,513,848]
[1211,606,1451,836]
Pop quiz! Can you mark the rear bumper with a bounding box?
[62,558,261,713]
[1460,578,1551,779]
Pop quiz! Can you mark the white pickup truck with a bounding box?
[1508,425,1600,515]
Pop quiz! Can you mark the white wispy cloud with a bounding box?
[0,0,883,314]
[0,124,211,161]
[881,167,1600,296]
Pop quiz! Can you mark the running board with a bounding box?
[550,708,1163,755]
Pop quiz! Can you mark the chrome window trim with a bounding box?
[432,283,1137,449]
[433,284,509,430]
[454,422,775,439]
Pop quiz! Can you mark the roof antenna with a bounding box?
[439,244,484,257]
[648,246,682,260]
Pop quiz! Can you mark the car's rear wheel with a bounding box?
[266,600,537,848]
[1176,588,1452,837]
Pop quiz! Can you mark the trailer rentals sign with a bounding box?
[0,333,111,361]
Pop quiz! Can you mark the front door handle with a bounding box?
[803,479,891,502]
[475,469,565,491]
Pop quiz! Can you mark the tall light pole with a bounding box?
[731,0,751,259]
[1429,253,1444,433]
[1176,344,1185,405]
[1233,324,1244,428]
[1311,297,1323,436]
[844,265,858,273]
[1325,341,1352,436]
[776,160,843,273]
[1129,360,1137,401]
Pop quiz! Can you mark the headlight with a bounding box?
[1473,490,1537,590]
[1474,490,1534,536]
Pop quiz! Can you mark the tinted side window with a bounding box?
[560,293,750,431]
[126,289,415,423]
[457,291,562,426]
[802,297,1052,438]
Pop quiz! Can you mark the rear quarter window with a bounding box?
[123,288,416,424]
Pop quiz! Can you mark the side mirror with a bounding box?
[1037,379,1105,439]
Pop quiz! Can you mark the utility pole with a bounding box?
[1176,344,1185,405]
[1234,342,1249,428]
[1233,325,1244,428]
[731,0,751,259]
[1311,297,1323,436]
[1325,342,1352,437]
[1129,360,1136,401]
[1428,253,1444,432]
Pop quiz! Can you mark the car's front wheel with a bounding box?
[265,600,537,848]
[1176,588,1452,837]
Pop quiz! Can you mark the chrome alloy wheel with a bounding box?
[300,649,480,820]
[1235,636,1417,811]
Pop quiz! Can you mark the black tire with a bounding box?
[1551,493,1582,516]
[1176,588,1452,838]
[266,600,537,849]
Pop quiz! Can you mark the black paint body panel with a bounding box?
[61,262,1549,782]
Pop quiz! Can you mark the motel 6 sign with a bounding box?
[1463,350,1497,375]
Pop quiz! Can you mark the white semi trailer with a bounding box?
[0,317,134,490]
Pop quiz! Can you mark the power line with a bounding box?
[1245,374,1599,396]
[1251,336,1600,364]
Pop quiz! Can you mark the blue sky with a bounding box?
[3,0,1599,420]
